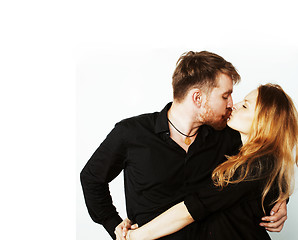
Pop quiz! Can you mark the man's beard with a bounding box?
[201,104,232,130]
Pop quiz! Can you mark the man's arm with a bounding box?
[80,122,127,239]
[260,200,288,232]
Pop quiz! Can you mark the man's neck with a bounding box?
[168,101,202,136]
[167,101,203,152]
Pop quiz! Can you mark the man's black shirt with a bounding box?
[80,103,241,239]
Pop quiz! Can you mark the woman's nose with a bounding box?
[232,102,241,111]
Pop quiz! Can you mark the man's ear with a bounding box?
[192,89,203,107]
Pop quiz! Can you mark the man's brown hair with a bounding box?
[172,51,240,101]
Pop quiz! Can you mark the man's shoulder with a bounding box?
[212,125,240,138]
[208,126,242,150]
[219,126,242,153]
[116,111,159,129]
[223,125,240,137]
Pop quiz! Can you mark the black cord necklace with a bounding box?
[167,118,198,145]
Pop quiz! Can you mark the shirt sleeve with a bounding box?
[80,121,127,239]
[184,180,258,221]
[185,153,282,222]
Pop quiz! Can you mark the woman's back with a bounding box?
[186,155,279,240]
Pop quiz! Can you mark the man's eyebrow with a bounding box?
[223,90,233,95]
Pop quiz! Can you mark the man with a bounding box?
[81,51,287,240]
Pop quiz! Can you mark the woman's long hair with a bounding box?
[212,83,298,212]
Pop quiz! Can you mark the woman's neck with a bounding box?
[240,133,248,144]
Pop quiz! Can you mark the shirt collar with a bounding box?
[154,102,172,134]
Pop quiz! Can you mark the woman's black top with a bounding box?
[184,156,279,240]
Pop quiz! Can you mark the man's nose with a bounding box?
[227,96,233,108]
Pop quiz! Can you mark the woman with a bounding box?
[124,83,298,240]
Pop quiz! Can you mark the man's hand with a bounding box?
[115,218,138,240]
[260,200,287,232]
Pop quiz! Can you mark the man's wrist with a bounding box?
[102,215,123,239]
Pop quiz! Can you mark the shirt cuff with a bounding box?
[102,214,123,239]
[184,194,207,221]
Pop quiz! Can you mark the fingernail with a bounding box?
[260,223,264,227]
[270,211,275,216]
[261,217,266,221]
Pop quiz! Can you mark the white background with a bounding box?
[1,1,298,240]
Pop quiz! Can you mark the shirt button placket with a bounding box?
[183,154,189,191]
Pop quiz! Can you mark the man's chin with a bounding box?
[212,122,227,130]
[213,111,231,130]
[208,120,228,130]
[203,109,231,130]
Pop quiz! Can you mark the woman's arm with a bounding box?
[125,180,257,240]
[127,202,193,240]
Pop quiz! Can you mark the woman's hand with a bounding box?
[114,218,138,240]
[115,218,138,240]
[115,218,132,240]
[126,229,134,240]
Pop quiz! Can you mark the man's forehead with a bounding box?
[214,74,233,92]
[212,86,233,94]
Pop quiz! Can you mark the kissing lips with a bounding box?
[223,108,232,121]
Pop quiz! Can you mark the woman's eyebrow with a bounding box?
[244,99,250,105]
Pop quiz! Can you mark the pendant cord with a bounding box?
[167,118,198,138]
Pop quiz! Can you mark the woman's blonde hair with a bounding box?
[212,83,298,212]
